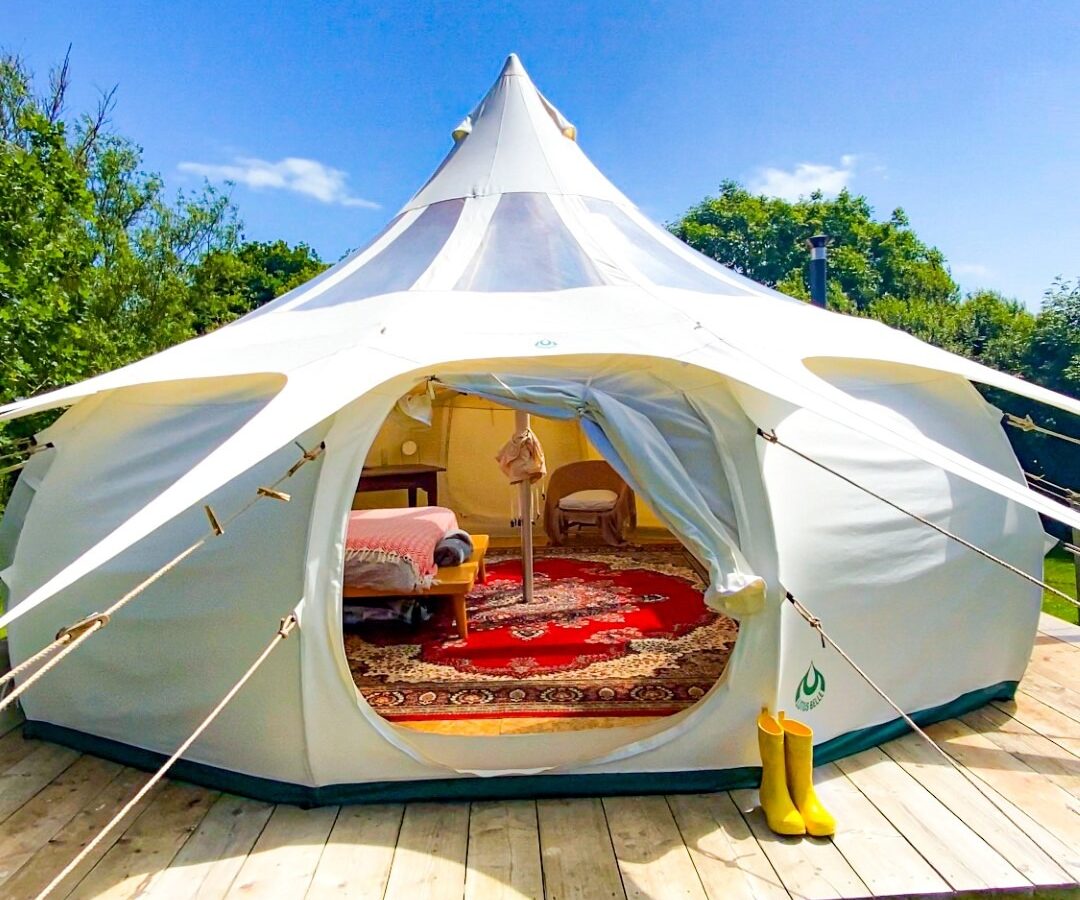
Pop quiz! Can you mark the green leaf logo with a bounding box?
[795,662,826,711]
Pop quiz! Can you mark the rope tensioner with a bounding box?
[34,614,299,900]
[55,611,109,642]
[756,428,1080,610]
[0,441,325,716]
[1005,412,1080,448]
[0,441,54,477]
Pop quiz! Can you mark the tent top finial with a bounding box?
[502,53,526,76]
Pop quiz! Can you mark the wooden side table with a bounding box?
[357,464,445,507]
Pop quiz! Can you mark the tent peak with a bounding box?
[501,52,526,77]
[402,53,625,211]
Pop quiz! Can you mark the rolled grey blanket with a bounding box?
[434,529,474,567]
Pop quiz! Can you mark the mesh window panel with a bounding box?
[299,199,465,310]
[455,192,604,292]
[584,198,752,295]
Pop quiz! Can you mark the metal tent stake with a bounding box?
[515,409,535,604]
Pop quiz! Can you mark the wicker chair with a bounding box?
[542,460,636,546]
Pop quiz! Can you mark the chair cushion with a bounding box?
[558,489,618,512]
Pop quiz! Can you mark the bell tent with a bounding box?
[0,54,1077,804]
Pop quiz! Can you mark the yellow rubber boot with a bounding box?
[757,709,805,835]
[779,712,836,837]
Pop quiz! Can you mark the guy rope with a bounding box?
[1004,411,1080,448]
[0,440,54,476]
[33,614,299,900]
[756,428,1080,611]
[0,440,325,715]
[783,590,1076,874]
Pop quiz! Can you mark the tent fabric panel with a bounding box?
[23,718,764,805]
[298,199,466,310]
[0,354,400,634]
[582,197,753,295]
[737,373,1043,748]
[234,214,406,320]
[22,675,1014,804]
[677,339,1080,533]
[4,387,330,785]
[454,193,605,292]
[402,55,630,212]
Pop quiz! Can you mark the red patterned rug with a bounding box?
[344,546,739,720]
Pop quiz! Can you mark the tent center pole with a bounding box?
[515,409,535,603]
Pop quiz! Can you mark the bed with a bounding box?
[343,506,459,594]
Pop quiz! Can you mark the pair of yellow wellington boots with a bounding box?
[757,708,836,837]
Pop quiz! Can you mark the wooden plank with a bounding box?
[307,803,404,900]
[1040,612,1080,646]
[68,781,218,899]
[0,755,122,890]
[884,728,1079,885]
[834,746,1028,892]
[224,804,338,898]
[809,762,950,897]
[667,793,789,900]
[1027,634,1080,692]
[996,693,1080,759]
[729,789,868,900]
[964,704,1080,801]
[383,802,470,900]
[1020,669,1080,725]
[142,793,274,900]
[0,728,39,772]
[465,800,543,900]
[925,717,1080,859]
[537,797,624,900]
[0,742,80,824]
[1,767,156,900]
[604,795,706,900]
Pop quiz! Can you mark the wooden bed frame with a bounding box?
[342,534,489,639]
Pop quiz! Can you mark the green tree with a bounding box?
[672,181,1079,499]
[191,239,327,332]
[0,52,325,504]
[1006,279,1080,496]
[866,290,1035,374]
[671,181,957,311]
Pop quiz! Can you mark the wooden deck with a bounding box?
[1,613,1079,899]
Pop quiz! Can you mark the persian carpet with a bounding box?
[344,546,739,720]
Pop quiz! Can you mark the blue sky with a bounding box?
[6,1,1079,309]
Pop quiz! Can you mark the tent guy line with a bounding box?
[1005,411,1080,448]
[0,441,324,697]
[32,614,299,900]
[758,428,1079,609]
[782,590,1064,857]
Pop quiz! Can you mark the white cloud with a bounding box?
[178,156,379,209]
[952,262,992,279]
[749,154,858,201]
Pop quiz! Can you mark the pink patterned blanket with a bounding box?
[345,506,458,591]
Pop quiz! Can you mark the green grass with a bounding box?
[1043,545,1079,623]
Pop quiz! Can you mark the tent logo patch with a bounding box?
[795,662,826,712]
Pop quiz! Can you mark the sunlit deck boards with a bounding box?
[1,612,1079,899]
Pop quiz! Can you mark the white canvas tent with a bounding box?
[0,54,1077,803]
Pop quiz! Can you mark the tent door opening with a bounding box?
[336,375,747,736]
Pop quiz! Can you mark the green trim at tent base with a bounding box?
[22,680,1017,807]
